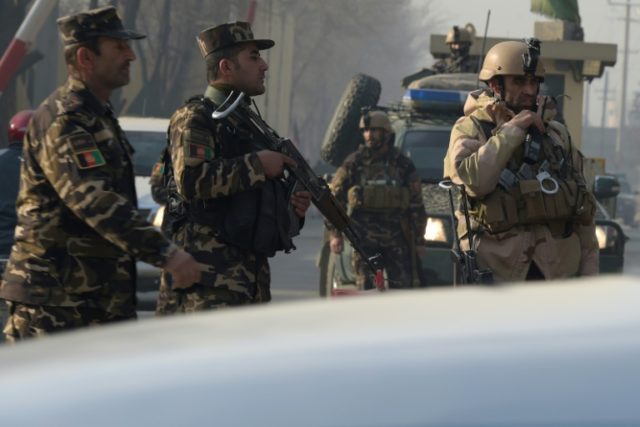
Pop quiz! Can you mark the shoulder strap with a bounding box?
[469,116,496,142]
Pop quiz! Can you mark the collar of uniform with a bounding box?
[205,84,253,108]
[62,76,112,116]
[361,142,392,162]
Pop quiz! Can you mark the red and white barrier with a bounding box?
[0,0,57,98]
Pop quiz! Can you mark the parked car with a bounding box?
[612,173,639,227]
[1,277,639,426]
[593,174,627,273]
[119,116,168,309]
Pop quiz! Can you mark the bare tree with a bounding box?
[268,0,437,164]
[123,0,252,116]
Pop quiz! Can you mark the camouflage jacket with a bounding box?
[443,89,599,281]
[0,77,176,316]
[328,144,426,243]
[165,84,277,296]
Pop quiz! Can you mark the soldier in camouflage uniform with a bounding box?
[328,110,427,290]
[432,25,478,74]
[0,6,201,342]
[443,39,599,282]
[155,22,311,315]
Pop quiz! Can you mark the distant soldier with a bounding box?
[432,24,478,74]
[402,23,478,88]
[155,22,311,315]
[443,38,599,282]
[0,6,201,342]
[328,110,427,289]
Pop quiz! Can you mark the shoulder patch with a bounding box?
[66,132,97,152]
[61,132,106,169]
[74,150,107,169]
[188,143,214,160]
[184,127,215,161]
[152,162,164,176]
[74,149,106,169]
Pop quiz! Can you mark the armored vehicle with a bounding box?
[318,69,625,295]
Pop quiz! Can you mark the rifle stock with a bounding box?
[440,178,493,285]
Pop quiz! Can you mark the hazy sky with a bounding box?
[425,0,640,127]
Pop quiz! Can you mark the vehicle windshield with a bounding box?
[126,131,166,177]
[398,129,450,182]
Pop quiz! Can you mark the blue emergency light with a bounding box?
[402,88,468,111]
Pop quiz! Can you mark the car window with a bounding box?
[398,129,450,182]
[126,130,166,177]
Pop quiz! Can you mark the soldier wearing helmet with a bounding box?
[443,38,599,282]
[327,109,427,289]
[432,24,478,74]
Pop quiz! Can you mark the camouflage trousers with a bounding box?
[156,222,273,315]
[156,251,271,315]
[2,301,133,343]
[352,233,414,290]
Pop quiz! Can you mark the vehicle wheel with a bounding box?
[320,74,381,167]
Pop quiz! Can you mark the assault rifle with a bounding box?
[212,91,385,290]
[439,178,493,285]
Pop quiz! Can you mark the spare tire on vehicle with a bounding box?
[408,72,478,91]
[320,74,381,167]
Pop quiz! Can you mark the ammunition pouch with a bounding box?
[224,180,294,257]
[475,177,591,234]
[347,184,410,212]
[187,180,294,257]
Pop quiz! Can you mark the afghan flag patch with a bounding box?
[75,149,106,169]
[152,162,164,176]
[188,143,214,160]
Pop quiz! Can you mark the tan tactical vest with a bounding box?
[471,119,594,234]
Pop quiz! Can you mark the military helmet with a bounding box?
[359,110,392,133]
[479,38,545,82]
[445,24,475,45]
[8,110,34,143]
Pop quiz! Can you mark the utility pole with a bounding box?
[600,71,611,157]
[608,0,639,163]
[584,78,590,128]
